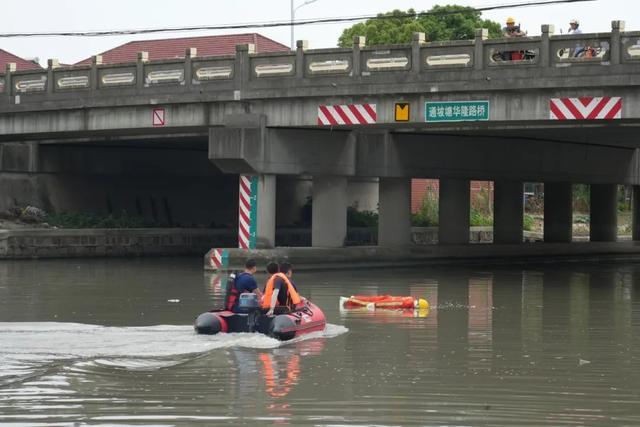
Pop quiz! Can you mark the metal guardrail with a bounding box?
[0,21,631,102]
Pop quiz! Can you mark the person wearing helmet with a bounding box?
[568,19,582,34]
[501,17,526,61]
[503,17,525,38]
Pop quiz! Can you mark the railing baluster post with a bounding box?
[611,20,625,65]
[352,36,365,77]
[541,25,554,68]
[5,63,15,99]
[185,47,197,88]
[47,58,59,94]
[475,29,488,70]
[296,40,308,79]
[234,43,255,100]
[137,51,148,89]
[412,32,425,75]
[91,55,102,92]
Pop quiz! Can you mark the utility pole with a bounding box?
[291,0,318,49]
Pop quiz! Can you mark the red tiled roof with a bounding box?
[76,33,290,65]
[0,48,43,71]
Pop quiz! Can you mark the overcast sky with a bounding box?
[1,0,636,65]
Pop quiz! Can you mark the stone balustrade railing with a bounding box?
[0,21,635,105]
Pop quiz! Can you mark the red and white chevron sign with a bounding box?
[318,104,377,125]
[550,97,622,120]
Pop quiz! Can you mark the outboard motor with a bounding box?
[237,293,260,313]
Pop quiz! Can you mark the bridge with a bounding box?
[2,21,640,262]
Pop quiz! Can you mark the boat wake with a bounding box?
[0,322,348,386]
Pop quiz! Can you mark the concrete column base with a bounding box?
[494,180,523,244]
[378,177,411,247]
[544,182,572,243]
[312,176,347,247]
[590,184,617,242]
[439,178,470,245]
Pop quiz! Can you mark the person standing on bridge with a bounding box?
[502,17,526,61]
[568,19,582,35]
[568,19,586,57]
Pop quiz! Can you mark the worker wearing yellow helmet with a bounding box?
[503,17,525,38]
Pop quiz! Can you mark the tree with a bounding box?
[338,5,502,47]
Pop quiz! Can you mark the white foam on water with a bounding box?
[0,322,348,382]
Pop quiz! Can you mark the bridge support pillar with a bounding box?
[494,180,523,244]
[312,176,347,247]
[633,186,640,241]
[544,182,572,243]
[255,174,276,249]
[239,174,276,249]
[590,184,618,242]
[439,178,470,245]
[378,177,411,247]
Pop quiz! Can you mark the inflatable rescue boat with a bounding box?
[340,295,429,311]
[195,294,326,341]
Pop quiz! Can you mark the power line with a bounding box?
[0,0,596,38]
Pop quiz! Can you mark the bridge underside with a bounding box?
[2,117,640,251]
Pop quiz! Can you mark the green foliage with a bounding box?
[573,214,590,224]
[470,208,493,226]
[46,211,156,229]
[523,214,535,231]
[572,184,590,213]
[338,5,502,47]
[618,185,631,212]
[412,186,439,226]
[347,207,378,227]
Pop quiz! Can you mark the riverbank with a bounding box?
[205,242,640,271]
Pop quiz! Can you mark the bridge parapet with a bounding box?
[0,21,634,111]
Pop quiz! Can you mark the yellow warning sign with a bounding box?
[395,103,410,122]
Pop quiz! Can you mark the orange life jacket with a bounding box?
[262,273,302,308]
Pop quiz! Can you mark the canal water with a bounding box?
[0,258,638,426]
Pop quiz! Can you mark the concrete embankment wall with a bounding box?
[0,229,237,259]
[0,227,497,259]
[206,243,640,272]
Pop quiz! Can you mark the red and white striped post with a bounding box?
[238,175,258,249]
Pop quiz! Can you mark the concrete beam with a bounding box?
[209,119,356,176]
[357,133,637,185]
[590,184,618,242]
[544,182,572,243]
[378,177,411,247]
[312,176,347,247]
[494,180,523,244]
[439,178,470,245]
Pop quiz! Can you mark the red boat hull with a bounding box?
[194,300,326,341]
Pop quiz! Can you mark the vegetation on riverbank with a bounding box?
[0,206,156,229]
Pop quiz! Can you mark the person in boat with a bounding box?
[262,262,303,316]
[225,258,262,313]
[265,261,279,280]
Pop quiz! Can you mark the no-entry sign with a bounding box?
[152,108,166,126]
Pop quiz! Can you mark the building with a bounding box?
[75,33,290,65]
[0,48,42,71]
